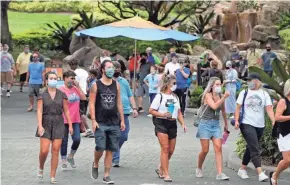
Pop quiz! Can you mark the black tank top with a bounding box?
[95,80,119,125]
[278,98,290,136]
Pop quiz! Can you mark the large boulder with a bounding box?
[251,25,280,49]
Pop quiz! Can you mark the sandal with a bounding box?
[50,177,57,184]
[37,168,43,180]
[164,177,173,182]
[155,169,164,179]
[27,107,33,112]
[269,172,277,185]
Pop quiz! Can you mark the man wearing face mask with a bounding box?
[260,44,277,77]
[16,45,32,92]
[30,48,45,63]
[111,61,138,167]
[1,44,16,97]
[25,52,45,111]
[164,53,180,75]
[89,60,125,184]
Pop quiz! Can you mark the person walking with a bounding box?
[59,70,86,170]
[270,79,290,185]
[234,73,275,182]
[260,44,277,77]
[16,45,31,92]
[224,61,238,117]
[112,61,138,167]
[25,52,45,111]
[149,74,187,182]
[0,44,15,97]
[195,77,230,180]
[89,60,125,184]
[36,72,73,184]
[175,60,190,117]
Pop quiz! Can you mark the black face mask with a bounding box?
[113,72,121,78]
[226,67,230,69]
[266,49,271,52]
[140,58,146,64]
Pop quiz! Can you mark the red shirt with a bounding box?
[128,55,140,72]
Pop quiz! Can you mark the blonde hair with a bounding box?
[284,79,290,97]
[201,77,221,104]
[160,74,176,93]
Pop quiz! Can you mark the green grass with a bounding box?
[8,11,72,34]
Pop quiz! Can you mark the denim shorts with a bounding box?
[94,123,120,152]
[196,119,222,139]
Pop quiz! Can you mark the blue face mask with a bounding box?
[48,79,57,88]
[105,68,114,78]
[67,81,74,88]
[247,81,255,90]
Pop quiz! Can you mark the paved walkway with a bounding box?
[1,87,288,185]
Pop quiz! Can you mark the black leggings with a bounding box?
[240,124,264,168]
[175,88,187,115]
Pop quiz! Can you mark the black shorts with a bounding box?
[20,73,27,82]
[80,100,88,115]
[154,118,177,140]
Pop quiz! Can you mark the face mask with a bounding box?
[214,86,222,94]
[172,59,177,64]
[140,58,146,64]
[170,85,177,91]
[266,49,271,52]
[48,79,57,88]
[113,72,121,78]
[67,81,74,88]
[226,67,230,69]
[24,49,29,54]
[2,50,7,54]
[151,70,156,74]
[105,68,114,78]
[247,81,255,90]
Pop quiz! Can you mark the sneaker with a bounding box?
[195,168,203,178]
[258,171,269,182]
[91,163,98,180]
[216,173,230,180]
[137,107,144,113]
[237,168,249,179]
[67,157,76,168]
[103,176,114,184]
[20,87,23,92]
[112,162,119,168]
[6,92,10,97]
[61,163,68,171]
[147,114,152,117]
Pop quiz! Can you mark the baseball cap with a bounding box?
[226,61,232,67]
[245,72,261,81]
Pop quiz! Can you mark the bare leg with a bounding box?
[94,151,103,168]
[198,139,210,169]
[137,96,143,109]
[158,138,176,175]
[39,138,51,171]
[81,115,89,130]
[51,139,62,178]
[28,96,34,110]
[272,151,290,182]
[104,151,113,177]
[157,133,170,179]
[212,137,223,174]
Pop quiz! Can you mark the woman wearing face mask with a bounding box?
[224,61,238,118]
[36,72,73,184]
[235,73,275,182]
[59,71,86,170]
[196,77,230,180]
[149,74,187,182]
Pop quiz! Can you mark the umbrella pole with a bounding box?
[133,39,137,96]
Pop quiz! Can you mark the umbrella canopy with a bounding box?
[75,17,199,41]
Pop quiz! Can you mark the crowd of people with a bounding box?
[1,43,289,185]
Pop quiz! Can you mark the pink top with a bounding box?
[59,86,81,124]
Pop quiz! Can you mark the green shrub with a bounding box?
[189,86,203,108]
[12,30,55,50]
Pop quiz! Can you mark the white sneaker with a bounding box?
[259,171,269,182]
[6,92,10,97]
[195,168,203,178]
[61,163,68,171]
[238,168,249,179]
[216,173,230,180]
[147,114,152,117]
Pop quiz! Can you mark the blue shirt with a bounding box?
[262,51,277,71]
[116,77,133,115]
[144,73,159,93]
[176,67,190,89]
[28,62,45,84]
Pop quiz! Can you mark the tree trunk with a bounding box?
[1,1,12,49]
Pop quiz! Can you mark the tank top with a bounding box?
[202,105,221,120]
[95,80,119,125]
[278,98,290,137]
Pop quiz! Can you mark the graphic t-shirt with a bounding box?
[237,89,272,128]
[75,68,88,95]
[144,73,159,93]
[150,93,180,119]
[28,62,45,84]
[59,86,81,124]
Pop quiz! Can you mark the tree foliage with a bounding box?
[97,0,218,27]
[278,11,290,31]
[73,10,110,29]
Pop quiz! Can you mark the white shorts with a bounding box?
[277,133,290,152]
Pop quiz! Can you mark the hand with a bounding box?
[132,110,138,118]
[73,80,80,87]
[235,121,239,130]
[37,126,45,136]
[224,91,230,98]
[163,112,171,118]
[69,126,74,135]
[120,121,125,131]
[13,70,17,77]
[92,120,99,132]
[182,124,187,133]
[224,124,229,132]
[272,121,275,126]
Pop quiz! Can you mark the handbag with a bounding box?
[231,88,248,126]
[193,104,208,127]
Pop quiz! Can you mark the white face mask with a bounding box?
[170,85,177,91]
[214,86,222,94]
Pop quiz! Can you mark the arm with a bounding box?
[177,109,186,128]
[180,68,189,78]
[205,93,227,110]
[37,99,43,129]
[221,102,228,128]
[76,86,86,100]
[275,99,290,122]
[162,56,169,65]
[201,69,208,77]
[63,99,73,129]
[116,83,125,124]
[143,75,149,87]
[266,105,275,124]
[89,83,97,121]
[164,64,169,74]
[16,54,21,72]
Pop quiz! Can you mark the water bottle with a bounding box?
[222,130,230,144]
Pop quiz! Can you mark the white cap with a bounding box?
[146,47,152,52]
[226,61,232,67]
[100,56,111,63]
